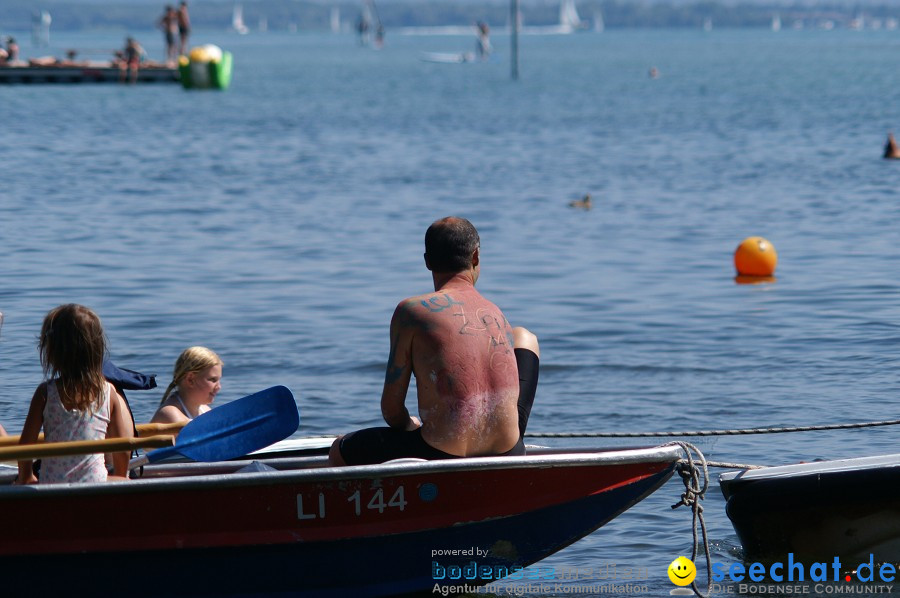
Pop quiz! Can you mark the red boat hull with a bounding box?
[1,446,680,596]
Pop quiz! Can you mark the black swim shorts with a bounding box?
[339,427,526,466]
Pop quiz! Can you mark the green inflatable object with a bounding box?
[179,49,232,90]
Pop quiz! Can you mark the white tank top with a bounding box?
[41,380,111,484]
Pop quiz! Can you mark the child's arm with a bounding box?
[150,404,189,425]
[106,386,133,479]
[16,383,47,485]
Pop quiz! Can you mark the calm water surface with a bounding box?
[3,28,900,596]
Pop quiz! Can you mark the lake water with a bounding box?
[3,27,900,597]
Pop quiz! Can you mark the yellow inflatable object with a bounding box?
[189,44,223,64]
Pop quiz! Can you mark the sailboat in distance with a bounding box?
[559,0,585,32]
[593,9,604,32]
[231,4,249,34]
[523,0,587,34]
[330,7,341,33]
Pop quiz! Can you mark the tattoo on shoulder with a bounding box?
[385,361,406,384]
[420,294,463,313]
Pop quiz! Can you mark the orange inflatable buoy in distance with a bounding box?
[734,236,777,278]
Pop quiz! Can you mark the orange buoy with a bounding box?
[734,236,777,277]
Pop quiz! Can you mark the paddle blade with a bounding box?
[146,385,299,464]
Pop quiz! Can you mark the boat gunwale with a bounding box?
[0,444,682,498]
[719,452,900,485]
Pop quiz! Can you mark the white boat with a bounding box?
[419,51,477,64]
[771,14,781,32]
[522,0,586,35]
[559,0,584,32]
[400,25,478,36]
[231,4,249,35]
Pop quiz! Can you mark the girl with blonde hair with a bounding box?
[17,304,133,484]
[150,346,223,424]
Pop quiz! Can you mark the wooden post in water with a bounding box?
[510,0,520,80]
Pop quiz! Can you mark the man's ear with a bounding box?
[423,252,433,271]
[471,247,480,268]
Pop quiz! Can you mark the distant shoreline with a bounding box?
[1,0,898,34]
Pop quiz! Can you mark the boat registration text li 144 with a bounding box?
[297,486,408,519]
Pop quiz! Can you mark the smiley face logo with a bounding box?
[667,556,696,586]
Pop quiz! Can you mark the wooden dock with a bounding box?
[0,62,179,84]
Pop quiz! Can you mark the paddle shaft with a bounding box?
[0,421,187,447]
[1,435,175,462]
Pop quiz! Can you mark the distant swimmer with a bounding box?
[568,194,592,210]
[649,67,659,79]
[884,133,900,159]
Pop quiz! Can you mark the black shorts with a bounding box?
[339,348,539,466]
[339,427,526,466]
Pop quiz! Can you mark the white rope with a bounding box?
[666,442,712,598]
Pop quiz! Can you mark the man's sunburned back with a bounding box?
[329,216,539,468]
[402,283,520,456]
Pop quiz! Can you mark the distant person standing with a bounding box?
[177,1,191,57]
[158,5,178,64]
[356,13,370,46]
[6,36,19,62]
[119,37,146,84]
[475,22,491,60]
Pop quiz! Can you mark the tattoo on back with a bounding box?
[421,294,463,312]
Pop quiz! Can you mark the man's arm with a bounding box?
[381,301,419,431]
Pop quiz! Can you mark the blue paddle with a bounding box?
[128,385,299,470]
